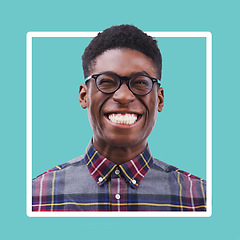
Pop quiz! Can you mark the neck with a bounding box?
[92,138,147,165]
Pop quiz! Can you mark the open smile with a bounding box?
[104,112,142,127]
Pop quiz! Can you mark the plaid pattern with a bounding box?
[32,141,206,211]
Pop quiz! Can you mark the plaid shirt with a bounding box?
[32,141,206,211]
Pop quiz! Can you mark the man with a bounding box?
[32,25,206,211]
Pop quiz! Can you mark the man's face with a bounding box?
[79,48,164,151]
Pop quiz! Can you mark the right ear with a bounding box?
[79,83,89,109]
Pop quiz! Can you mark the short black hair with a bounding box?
[82,24,162,79]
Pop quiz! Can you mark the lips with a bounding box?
[105,112,141,125]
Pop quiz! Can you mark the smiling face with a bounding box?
[79,48,164,161]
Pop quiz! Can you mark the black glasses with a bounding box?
[85,72,161,96]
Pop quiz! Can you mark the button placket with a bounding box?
[110,176,126,211]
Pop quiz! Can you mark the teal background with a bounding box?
[1,0,239,239]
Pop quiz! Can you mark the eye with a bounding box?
[135,80,149,85]
[96,74,119,92]
[131,76,151,88]
[98,78,116,86]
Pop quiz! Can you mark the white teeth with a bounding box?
[108,113,138,125]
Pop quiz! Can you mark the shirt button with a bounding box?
[115,169,120,175]
[132,179,136,185]
[115,194,120,200]
[98,177,103,182]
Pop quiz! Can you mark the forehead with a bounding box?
[91,48,157,77]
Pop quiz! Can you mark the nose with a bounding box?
[112,82,135,105]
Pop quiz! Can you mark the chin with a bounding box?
[105,134,146,149]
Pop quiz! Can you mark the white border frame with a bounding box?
[26,31,212,217]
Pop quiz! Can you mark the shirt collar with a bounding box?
[84,140,153,189]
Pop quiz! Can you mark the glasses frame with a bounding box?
[85,71,161,96]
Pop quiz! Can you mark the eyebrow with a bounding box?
[129,71,151,77]
[97,71,151,77]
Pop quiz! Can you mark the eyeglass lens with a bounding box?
[96,73,153,95]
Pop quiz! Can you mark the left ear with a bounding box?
[157,87,164,112]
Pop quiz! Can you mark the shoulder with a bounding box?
[151,157,206,186]
[32,154,92,209]
[150,158,206,203]
[32,154,85,181]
